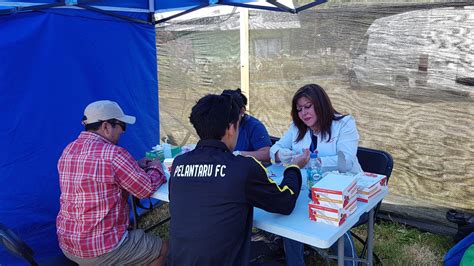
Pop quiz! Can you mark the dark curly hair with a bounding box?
[190,94,240,140]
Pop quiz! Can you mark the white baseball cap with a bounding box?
[82,100,136,125]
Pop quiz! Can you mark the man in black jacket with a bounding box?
[168,93,309,265]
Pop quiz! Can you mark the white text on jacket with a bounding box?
[174,164,226,177]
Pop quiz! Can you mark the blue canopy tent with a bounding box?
[0,0,325,264]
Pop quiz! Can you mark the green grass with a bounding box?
[138,203,453,265]
[351,221,452,265]
[137,203,170,240]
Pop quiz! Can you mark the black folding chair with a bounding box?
[0,223,38,266]
[130,195,171,232]
[270,136,279,145]
[351,147,394,264]
[0,223,78,266]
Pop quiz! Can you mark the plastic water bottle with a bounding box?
[162,138,172,159]
[307,152,322,199]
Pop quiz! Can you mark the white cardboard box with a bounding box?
[356,172,388,203]
[357,187,385,203]
[308,197,358,226]
[357,172,387,191]
[308,201,348,226]
[310,173,357,208]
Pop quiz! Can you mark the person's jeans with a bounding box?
[283,232,357,266]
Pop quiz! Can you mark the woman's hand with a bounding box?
[277,148,294,164]
[290,149,310,168]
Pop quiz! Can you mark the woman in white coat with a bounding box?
[270,83,361,266]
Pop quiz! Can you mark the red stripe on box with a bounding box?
[357,197,368,203]
[364,172,379,177]
[310,204,339,214]
[357,188,382,202]
[346,198,357,209]
[359,185,379,195]
[347,181,357,192]
[314,188,343,195]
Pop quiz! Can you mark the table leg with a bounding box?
[338,235,344,266]
[367,208,374,266]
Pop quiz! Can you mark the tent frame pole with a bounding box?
[155,4,209,24]
[240,8,250,112]
[148,0,155,23]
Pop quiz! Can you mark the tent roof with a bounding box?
[0,0,327,23]
[158,5,302,31]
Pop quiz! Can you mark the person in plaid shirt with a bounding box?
[57,100,168,266]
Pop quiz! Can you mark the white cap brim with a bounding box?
[117,115,136,125]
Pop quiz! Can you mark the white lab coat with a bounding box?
[270,115,363,173]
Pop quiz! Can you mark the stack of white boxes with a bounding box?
[356,172,388,203]
[308,173,358,226]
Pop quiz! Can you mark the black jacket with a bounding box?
[168,139,302,266]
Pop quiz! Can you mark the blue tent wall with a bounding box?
[0,9,159,264]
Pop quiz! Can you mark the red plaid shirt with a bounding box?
[56,131,166,258]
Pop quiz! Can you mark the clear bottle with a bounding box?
[163,143,172,159]
[162,137,172,159]
[308,152,322,199]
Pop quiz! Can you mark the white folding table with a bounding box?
[151,164,387,266]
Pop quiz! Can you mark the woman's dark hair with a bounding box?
[221,88,247,109]
[291,84,345,142]
[189,94,240,140]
